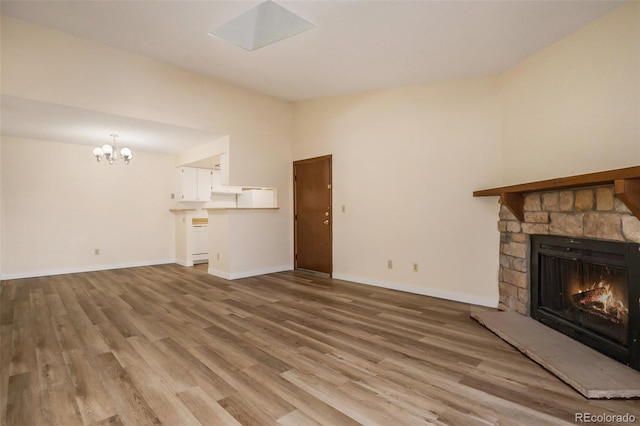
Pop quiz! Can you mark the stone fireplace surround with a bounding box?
[473,167,640,398]
[474,166,640,315]
[497,184,640,314]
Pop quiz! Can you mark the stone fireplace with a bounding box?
[473,167,640,395]
[497,185,640,315]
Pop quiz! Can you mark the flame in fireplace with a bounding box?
[576,281,628,323]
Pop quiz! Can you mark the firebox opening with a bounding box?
[531,235,640,372]
[539,256,629,345]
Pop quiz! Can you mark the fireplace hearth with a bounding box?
[530,235,640,371]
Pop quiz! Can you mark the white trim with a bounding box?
[2,263,497,308]
[208,265,292,280]
[333,273,498,308]
[175,259,194,267]
[0,259,175,280]
[207,267,231,280]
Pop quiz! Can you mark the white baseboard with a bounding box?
[332,273,498,308]
[0,258,176,281]
[2,263,497,309]
[207,267,231,280]
[175,259,194,267]
[208,265,292,280]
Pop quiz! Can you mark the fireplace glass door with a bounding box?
[539,255,629,346]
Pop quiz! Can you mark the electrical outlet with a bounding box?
[387,260,393,269]
[341,205,346,213]
[171,193,175,199]
[413,263,419,272]
[94,249,100,256]
[217,253,220,260]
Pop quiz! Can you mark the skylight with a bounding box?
[209,0,315,51]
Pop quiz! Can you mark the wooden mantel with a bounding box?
[474,166,640,221]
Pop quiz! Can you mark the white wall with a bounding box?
[292,76,503,307]
[207,209,291,280]
[1,136,176,278]
[501,1,640,184]
[0,137,2,277]
[1,16,293,278]
[173,210,193,267]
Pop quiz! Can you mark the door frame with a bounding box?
[293,154,333,275]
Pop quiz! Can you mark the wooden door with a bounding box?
[294,155,332,274]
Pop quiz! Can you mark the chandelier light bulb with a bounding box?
[102,144,114,155]
[93,146,104,161]
[120,147,132,164]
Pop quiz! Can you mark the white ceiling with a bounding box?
[0,0,626,153]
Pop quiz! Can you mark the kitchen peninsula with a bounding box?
[170,184,289,279]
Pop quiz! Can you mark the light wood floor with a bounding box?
[1,265,639,425]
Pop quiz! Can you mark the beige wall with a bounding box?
[1,16,293,278]
[293,77,503,306]
[501,1,640,184]
[0,138,2,276]
[1,136,176,278]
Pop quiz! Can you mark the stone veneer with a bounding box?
[498,184,640,314]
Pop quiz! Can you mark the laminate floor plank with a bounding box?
[94,322,144,368]
[125,359,203,426]
[126,336,196,395]
[0,289,15,326]
[0,324,13,425]
[8,298,37,377]
[2,264,640,426]
[240,334,349,385]
[218,393,273,426]
[154,337,237,400]
[241,314,335,355]
[61,349,117,425]
[46,386,84,426]
[123,310,171,342]
[176,386,242,426]
[45,291,69,318]
[243,363,360,426]
[281,368,392,426]
[277,409,323,426]
[5,372,35,426]
[93,352,162,426]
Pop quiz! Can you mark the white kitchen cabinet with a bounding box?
[197,169,213,201]
[177,167,213,202]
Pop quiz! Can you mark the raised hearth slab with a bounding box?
[471,310,640,399]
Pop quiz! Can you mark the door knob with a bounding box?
[323,219,330,225]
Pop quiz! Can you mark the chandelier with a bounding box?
[92,134,133,165]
